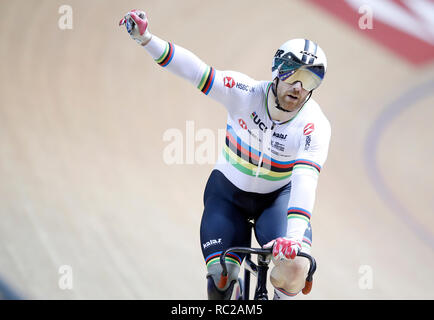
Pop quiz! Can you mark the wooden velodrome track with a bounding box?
[0,0,433,299]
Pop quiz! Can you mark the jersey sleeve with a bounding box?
[286,119,331,243]
[143,35,258,115]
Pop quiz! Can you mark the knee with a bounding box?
[270,257,308,290]
[206,262,240,300]
[207,262,240,291]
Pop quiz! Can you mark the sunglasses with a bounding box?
[273,57,325,91]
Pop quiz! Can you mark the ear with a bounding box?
[271,77,279,96]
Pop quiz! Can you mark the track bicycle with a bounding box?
[219,246,317,300]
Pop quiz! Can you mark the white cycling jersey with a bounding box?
[143,36,331,241]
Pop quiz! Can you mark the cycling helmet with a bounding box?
[272,39,327,91]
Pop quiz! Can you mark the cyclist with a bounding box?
[120,10,331,300]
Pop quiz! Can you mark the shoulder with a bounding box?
[293,99,331,167]
[292,98,331,154]
[215,70,265,95]
[298,98,331,136]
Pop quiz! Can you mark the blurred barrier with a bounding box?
[306,0,434,65]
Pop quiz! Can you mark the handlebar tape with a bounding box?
[302,280,313,295]
[217,274,228,289]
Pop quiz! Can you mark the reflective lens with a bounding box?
[281,68,322,91]
[273,56,325,91]
[272,56,304,74]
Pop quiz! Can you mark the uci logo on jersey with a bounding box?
[251,112,267,132]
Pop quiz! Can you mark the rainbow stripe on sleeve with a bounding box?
[302,236,312,248]
[287,207,312,223]
[155,42,175,67]
[293,159,321,175]
[197,66,215,95]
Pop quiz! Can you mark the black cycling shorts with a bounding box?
[200,169,312,269]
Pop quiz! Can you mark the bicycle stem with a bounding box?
[218,247,272,290]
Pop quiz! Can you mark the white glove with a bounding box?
[119,10,152,46]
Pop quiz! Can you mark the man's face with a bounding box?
[275,79,311,112]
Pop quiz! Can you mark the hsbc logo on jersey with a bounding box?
[224,77,235,88]
[223,76,255,93]
[303,123,315,135]
[238,118,247,130]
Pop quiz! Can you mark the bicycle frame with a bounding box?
[219,247,317,300]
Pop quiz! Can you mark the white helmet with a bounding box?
[272,39,327,91]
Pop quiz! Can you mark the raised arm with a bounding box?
[120,10,259,111]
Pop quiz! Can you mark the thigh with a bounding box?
[200,171,252,268]
[254,181,314,250]
[254,185,290,246]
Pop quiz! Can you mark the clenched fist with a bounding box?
[119,10,152,46]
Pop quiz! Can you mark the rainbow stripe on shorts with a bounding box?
[205,251,242,268]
